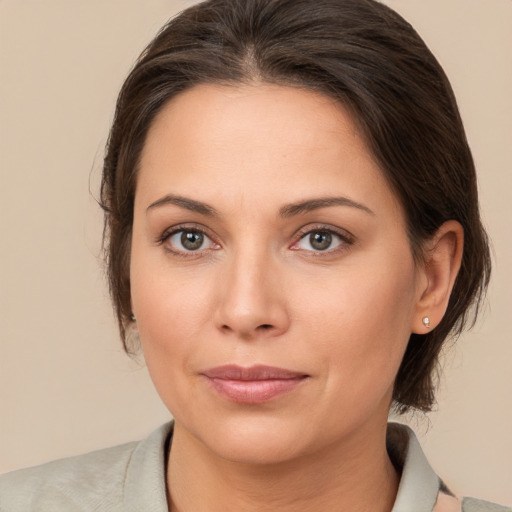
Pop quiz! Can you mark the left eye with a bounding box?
[295,230,344,252]
[167,229,216,252]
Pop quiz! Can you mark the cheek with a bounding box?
[133,274,211,353]
[296,257,417,392]
[131,272,214,415]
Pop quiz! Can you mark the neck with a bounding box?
[166,420,399,512]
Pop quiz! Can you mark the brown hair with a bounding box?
[101,0,491,412]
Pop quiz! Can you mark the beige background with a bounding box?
[0,0,511,505]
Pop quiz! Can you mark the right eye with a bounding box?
[164,229,219,254]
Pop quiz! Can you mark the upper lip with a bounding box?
[202,364,307,380]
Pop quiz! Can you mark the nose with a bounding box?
[214,249,290,340]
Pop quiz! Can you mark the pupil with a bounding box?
[310,231,332,250]
[181,231,203,250]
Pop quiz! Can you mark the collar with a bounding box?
[388,422,441,512]
[123,422,172,511]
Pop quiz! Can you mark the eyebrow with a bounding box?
[279,197,374,217]
[146,194,219,216]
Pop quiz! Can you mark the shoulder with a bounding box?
[461,497,512,512]
[0,440,138,511]
[387,423,510,512]
[0,422,173,512]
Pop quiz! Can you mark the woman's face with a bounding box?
[131,84,427,464]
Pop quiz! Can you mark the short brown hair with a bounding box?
[101,0,491,412]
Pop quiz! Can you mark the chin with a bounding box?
[183,413,314,466]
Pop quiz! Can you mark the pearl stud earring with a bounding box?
[422,316,430,329]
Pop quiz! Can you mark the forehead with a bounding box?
[136,83,401,219]
[142,83,363,163]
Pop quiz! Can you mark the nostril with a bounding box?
[258,324,273,330]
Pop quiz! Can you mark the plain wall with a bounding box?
[1,0,511,505]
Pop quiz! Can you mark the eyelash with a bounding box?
[156,223,354,258]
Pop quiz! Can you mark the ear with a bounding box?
[412,220,464,333]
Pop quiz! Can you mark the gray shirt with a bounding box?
[0,422,509,511]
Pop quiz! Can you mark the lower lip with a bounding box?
[205,377,307,404]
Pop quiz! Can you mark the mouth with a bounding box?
[201,365,309,404]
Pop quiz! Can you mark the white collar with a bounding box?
[387,422,441,512]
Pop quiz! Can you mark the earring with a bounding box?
[130,314,136,322]
[422,316,430,329]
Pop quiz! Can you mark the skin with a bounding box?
[130,83,463,512]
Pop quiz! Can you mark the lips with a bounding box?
[201,365,308,404]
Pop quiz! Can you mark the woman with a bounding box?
[0,0,508,510]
